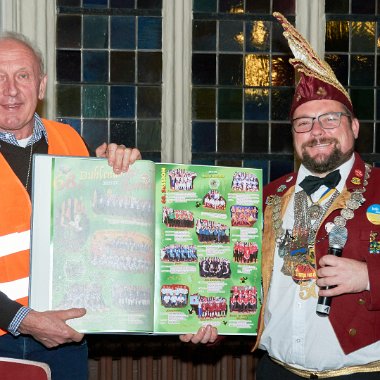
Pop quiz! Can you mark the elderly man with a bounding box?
[0,31,140,379]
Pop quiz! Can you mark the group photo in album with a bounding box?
[30,155,262,335]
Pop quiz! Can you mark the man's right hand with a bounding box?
[18,308,86,348]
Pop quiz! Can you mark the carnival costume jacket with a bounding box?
[0,119,89,332]
[255,153,380,355]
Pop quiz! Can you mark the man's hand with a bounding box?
[316,256,369,297]
[95,143,142,174]
[18,308,86,348]
[179,325,218,344]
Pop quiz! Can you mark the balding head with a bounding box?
[0,31,45,77]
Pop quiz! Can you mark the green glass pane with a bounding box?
[57,50,81,82]
[137,120,161,151]
[325,54,348,86]
[215,160,242,167]
[111,51,135,83]
[193,21,217,51]
[350,89,374,119]
[219,21,243,52]
[218,89,242,119]
[352,0,375,14]
[272,0,295,14]
[217,122,242,153]
[376,123,380,152]
[192,54,216,85]
[56,85,81,117]
[325,21,349,52]
[377,90,380,116]
[192,88,216,120]
[83,85,108,118]
[219,54,243,85]
[246,0,270,13]
[57,15,81,48]
[82,120,108,152]
[355,122,373,154]
[193,0,216,12]
[271,88,293,120]
[325,0,349,13]
[351,22,375,53]
[244,123,269,153]
[83,16,108,48]
[137,0,162,9]
[110,120,136,147]
[271,124,293,153]
[351,55,375,86]
[138,52,162,84]
[137,87,161,118]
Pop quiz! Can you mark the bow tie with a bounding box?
[299,170,341,196]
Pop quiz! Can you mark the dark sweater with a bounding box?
[0,137,49,196]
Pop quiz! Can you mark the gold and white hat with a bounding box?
[273,12,353,117]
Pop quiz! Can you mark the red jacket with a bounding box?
[255,152,380,354]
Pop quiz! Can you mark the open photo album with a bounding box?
[30,155,262,335]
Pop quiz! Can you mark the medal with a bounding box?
[271,162,371,299]
[346,198,360,210]
[334,215,347,227]
[308,203,322,219]
[341,208,354,220]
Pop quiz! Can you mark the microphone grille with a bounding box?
[328,225,348,248]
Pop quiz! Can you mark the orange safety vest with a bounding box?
[0,119,89,332]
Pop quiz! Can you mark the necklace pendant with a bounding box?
[307,245,315,262]
[308,203,322,219]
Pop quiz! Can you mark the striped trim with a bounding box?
[0,231,30,258]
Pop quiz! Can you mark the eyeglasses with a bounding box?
[292,112,351,133]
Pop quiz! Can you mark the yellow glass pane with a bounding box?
[245,54,269,87]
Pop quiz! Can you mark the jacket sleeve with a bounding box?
[0,291,23,331]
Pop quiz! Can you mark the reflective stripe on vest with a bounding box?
[0,231,30,301]
[0,277,29,301]
[0,120,89,335]
[0,231,30,258]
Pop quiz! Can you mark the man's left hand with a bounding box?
[316,256,369,296]
[95,143,142,174]
[179,325,219,344]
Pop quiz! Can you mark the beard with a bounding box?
[300,137,354,174]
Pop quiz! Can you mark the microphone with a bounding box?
[316,225,348,317]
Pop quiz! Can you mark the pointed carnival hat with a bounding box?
[273,12,353,117]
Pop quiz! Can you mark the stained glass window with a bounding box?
[325,0,380,164]
[191,1,295,182]
[56,0,162,161]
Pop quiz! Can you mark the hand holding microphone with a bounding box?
[316,225,348,317]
